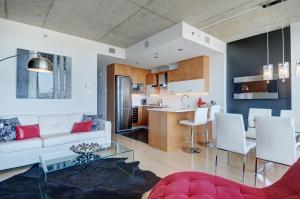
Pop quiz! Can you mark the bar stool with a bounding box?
[179,108,208,153]
[199,105,221,147]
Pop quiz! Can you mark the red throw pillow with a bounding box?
[71,121,93,133]
[16,124,40,140]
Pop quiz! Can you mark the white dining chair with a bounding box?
[200,105,221,147]
[255,116,300,183]
[179,108,208,153]
[245,108,272,140]
[215,113,256,181]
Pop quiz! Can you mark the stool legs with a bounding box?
[185,126,201,153]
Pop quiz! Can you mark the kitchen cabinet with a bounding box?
[168,79,204,94]
[168,56,209,92]
[141,107,148,125]
[146,74,157,85]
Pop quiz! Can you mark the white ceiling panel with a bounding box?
[100,8,173,48]
[6,0,53,27]
[44,0,141,41]
[128,0,154,7]
[145,0,255,25]
[202,0,300,42]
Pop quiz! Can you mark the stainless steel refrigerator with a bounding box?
[115,76,132,132]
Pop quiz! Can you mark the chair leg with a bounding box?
[242,156,246,182]
[215,150,218,173]
[185,126,200,153]
[254,158,258,186]
[227,152,230,164]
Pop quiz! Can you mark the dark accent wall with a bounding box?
[227,27,291,125]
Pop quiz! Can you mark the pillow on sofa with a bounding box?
[16,124,40,140]
[82,114,102,131]
[72,121,93,133]
[0,118,21,142]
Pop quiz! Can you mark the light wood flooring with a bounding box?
[0,134,290,198]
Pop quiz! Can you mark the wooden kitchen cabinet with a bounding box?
[167,56,209,91]
[141,107,149,125]
[146,74,157,85]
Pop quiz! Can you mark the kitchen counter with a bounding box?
[147,107,195,112]
[148,108,212,152]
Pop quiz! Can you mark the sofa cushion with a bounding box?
[76,130,106,141]
[71,121,93,133]
[0,118,21,142]
[16,124,40,140]
[0,138,42,153]
[42,133,77,147]
[68,113,83,129]
[82,114,102,131]
[39,114,70,137]
[0,115,38,125]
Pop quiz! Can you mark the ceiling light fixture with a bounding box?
[263,25,273,83]
[154,56,159,59]
[296,62,300,77]
[177,48,184,51]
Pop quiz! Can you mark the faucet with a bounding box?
[157,99,163,106]
[181,95,190,109]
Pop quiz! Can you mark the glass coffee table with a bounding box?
[38,141,134,199]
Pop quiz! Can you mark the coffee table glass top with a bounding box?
[39,141,134,173]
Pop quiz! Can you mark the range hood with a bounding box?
[151,63,178,74]
[150,64,177,87]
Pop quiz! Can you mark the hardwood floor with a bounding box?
[0,135,290,198]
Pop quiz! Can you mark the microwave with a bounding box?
[132,83,144,93]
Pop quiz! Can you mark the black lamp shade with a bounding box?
[27,57,53,73]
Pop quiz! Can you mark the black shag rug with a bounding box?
[0,158,160,199]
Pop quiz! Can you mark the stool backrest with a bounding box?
[194,108,208,125]
[208,105,221,121]
[281,110,300,133]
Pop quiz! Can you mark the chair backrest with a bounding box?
[215,113,247,154]
[208,105,221,121]
[255,116,297,166]
[194,108,208,125]
[248,108,272,128]
[281,110,300,133]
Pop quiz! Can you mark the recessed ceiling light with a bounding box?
[177,48,184,51]
[154,56,159,59]
[155,52,159,55]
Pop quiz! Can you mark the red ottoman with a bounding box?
[148,158,300,199]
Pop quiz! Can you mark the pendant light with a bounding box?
[263,25,273,82]
[278,21,289,82]
[296,62,300,77]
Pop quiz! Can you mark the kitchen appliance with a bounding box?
[234,75,279,99]
[158,73,168,87]
[115,76,132,132]
[132,107,138,124]
[141,98,147,105]
[132,83,144,93]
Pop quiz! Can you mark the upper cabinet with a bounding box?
[167,56,209,92]
[146,74,157,85]
[112,64,150,85]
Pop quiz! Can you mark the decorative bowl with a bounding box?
[70,143,101,155]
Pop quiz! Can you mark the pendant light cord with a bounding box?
[282,24,285,64]
[267,25,270,65]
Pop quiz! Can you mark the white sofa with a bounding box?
[0,113,111,170]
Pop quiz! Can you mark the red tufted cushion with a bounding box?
[148,172,266,199]
[149,158,300,199]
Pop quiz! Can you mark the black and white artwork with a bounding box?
[16,48,72,99]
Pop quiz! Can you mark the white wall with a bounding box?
[291,21,300,115]
[0,18,125,116]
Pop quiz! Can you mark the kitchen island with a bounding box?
[148,108,212,152]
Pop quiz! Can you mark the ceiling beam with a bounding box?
[42,0,55,28]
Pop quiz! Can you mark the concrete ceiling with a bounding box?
[0,0,300,47]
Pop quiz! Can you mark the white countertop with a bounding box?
[147,107,196,112]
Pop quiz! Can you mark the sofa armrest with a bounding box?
[99,119,111,143]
